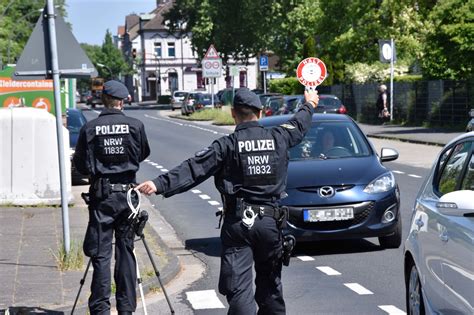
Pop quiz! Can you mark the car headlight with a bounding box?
[363,172,395,194]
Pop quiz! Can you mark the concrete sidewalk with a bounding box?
[0,184,180,315]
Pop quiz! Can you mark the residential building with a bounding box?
[118,0,257,102]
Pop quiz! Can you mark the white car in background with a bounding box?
[171,90,187,111]
[404,131,474,314]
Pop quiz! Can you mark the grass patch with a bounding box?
[185,107,235,125]
[51,240,84,271]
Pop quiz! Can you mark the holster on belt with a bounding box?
[90,178,111,200]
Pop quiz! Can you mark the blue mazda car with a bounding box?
[260,114,401,248]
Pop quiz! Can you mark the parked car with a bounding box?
[291,94,347,115]
[282,95,305,114]
[80,91,92,104]
[259,93,282,110]
[263,95,285,116]
[181,92,205,115]
[466,108,474,132]
[171,90,188,111]
[196,93,218,109]
[404,131,474,315]
[259,114,401,247]
[66,108,87,180]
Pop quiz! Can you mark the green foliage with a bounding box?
[421,0,474,79]
[345,62,409,83]
[393,75,423,83]
[269,77,304,95]
[303,36,317,59]
[0,0,67,65]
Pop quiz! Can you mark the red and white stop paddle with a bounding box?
[296,57,327,90]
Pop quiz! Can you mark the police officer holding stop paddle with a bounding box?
[137,87,319,314]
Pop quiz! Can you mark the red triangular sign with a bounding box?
[204,44,219,59]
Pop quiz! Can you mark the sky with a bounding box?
[66,0,156,46]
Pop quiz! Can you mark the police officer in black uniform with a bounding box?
[137,88,318,314]
[73,80,150,315]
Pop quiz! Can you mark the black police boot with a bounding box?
[118,312,132,315]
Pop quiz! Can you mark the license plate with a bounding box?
[303,207,354,222]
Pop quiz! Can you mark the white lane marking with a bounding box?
[392,170,405,174]
[218,207,223,211]
[408,174,422,178]
[185,290,225,310]
[155,165,163,169]
[150,162,158,166]
[296,256,315,262]
[161,168,169,172]
[144,159,150,162]
[93,110,101,114]
[208,200,220,206]
[344,283,373,295]
[199,194,211,200]
[144,114,228,136]
[378,305,407,315]
[316,266,341,276]
[191,189,201,194]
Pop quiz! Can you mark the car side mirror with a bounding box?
[437,190,474,217]
[380,147,399,162]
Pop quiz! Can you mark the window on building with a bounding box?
[239,70,247,88]
[197,71,205,89]
[168,42,175,57]
[154,42,162,58]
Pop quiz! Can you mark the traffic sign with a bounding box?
[296,57,327,87]
[202,58,222,78]
[259,55,269,71]
[230,65,239,77]
[379,39,397,63]
[204,44,219,59]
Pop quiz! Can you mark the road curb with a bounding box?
[367,134,445,147]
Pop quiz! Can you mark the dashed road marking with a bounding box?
[378,305,406,315]
[185,290,225,310]
[392,170,405,174]
[144,114,228,136]
[344,283,373,295]
[93,110,101,114]
[218,207,223,211]
[161,168,169,172]
[408,174,422,178]
[155,165,163,169]
[296,256,315,262]
[191,190,201,194]
[208,200,220,206]
[150,162,158,166]
[316,266,341,276]
[199,194,211,200]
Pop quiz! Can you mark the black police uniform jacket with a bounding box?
[73,108,150,182]
[152,102,314,206]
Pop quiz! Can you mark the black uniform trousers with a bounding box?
[219,214,285,315]
[84,191,137,315]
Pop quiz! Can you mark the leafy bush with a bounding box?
[345,62,409,83]
[269,77,304,95]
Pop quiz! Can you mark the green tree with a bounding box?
[99,30,131,80]
[421,0,474,79]
[0,0,67,66]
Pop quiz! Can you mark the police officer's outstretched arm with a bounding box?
[136,139,226,196]
[275,89,319,147]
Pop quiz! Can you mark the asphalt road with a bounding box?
[82,107,440,314]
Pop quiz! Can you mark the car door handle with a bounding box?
[439,230,449,242]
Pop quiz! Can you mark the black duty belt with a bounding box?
[109,183,135,192]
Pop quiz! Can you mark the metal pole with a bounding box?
[390,38,394,122]
[211,78,214,108]
[263,71,267,94]
[46,0,70,253]
[180,29,184,90]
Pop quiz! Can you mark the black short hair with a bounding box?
[233,104,260,120]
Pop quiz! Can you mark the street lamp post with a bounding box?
[179,21,185,90]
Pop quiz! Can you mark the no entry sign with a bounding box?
[296,57,327,87]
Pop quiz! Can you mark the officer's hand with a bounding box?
[135,181,157,195]
[304,89,319,108]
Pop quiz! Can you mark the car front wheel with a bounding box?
[407,264,425,315]
[379,218,402,248]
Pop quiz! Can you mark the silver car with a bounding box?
[404,131,474,314]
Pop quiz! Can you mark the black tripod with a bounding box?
[71,203,175,314]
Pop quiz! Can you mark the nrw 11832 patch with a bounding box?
[280,123,295,130]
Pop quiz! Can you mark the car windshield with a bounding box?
[318,97,342,109]
[174,92,186,98]
[289,121,371,160]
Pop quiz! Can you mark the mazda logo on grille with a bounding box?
[319,186,335,198]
